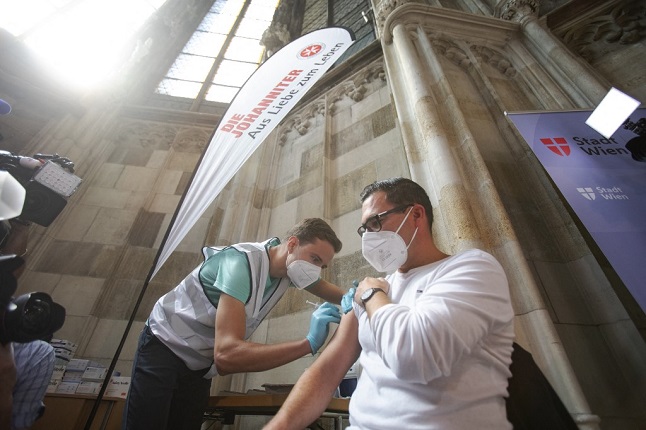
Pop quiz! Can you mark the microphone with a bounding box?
[0,99,11,116]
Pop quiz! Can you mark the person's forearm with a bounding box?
[214,338,312,375]
[264,365,339,430]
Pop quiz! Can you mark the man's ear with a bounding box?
[286,236,298,252]
[412,204,424,221]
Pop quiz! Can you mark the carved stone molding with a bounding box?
[383,5,518,46]
[329,81,368,113]
[421,36,517,78]
[355,60,388,84]
[279,99,326,144]
[497,0,539,22]
[260,0,306,57]
[115,120,178,150]
[173,128,211,153]
[470,45,518,77]
[374,0,415,34]
[559,0,645,61]
[260,23,291,57]
[431,38,472,69]
[328,61,386,113]
[278,60,386,141]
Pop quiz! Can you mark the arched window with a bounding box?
[155,0,279,105]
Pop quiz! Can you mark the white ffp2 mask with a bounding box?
[361,207,417,273]
[287,259,322,290]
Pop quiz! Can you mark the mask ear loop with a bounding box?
[406,227,419,250]
[394,207,418,249]
[394,206,413,234]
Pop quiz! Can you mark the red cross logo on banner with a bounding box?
[299,44,323,58]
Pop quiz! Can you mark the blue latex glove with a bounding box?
[341,284,357,314]
[306,302,341,354]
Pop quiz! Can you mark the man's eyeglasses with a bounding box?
[357,204,413,237]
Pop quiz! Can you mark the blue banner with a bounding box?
[508,108,646,312]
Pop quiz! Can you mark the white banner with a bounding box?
[152,27,355,278]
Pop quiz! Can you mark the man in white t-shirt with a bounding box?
[265,178,514,430]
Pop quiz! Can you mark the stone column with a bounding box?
[420,32,599,427]
[498,0,609,104]
[378,3,601,428]
[391,23,484,251]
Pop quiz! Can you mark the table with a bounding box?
[206,394,350,429]
[31,393,125,430]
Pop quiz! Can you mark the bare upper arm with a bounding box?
[311,310,361,384]
[214,293,247,350]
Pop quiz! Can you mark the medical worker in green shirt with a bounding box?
[123,218,345,430]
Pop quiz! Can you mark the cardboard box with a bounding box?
[76,381,102,395]
[55,381,79,394]
[82,366,108,382]
[105,377,131,399]
[66,359,89,372]
[50,338,77,349]
[52,364,66,380]
[54,356,70,367]
[62,369,84,382]
[46,379,60,394]
[53,347,75,358]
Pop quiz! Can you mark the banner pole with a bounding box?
[82,116,223,430]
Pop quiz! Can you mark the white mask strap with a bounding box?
[395,207,417,250]
[395,206,413,234]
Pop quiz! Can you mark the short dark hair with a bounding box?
[360,177,434,231]
[285,218,342,253]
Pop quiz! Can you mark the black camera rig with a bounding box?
[0,255,65,344]
[0,150,77,344]
[0,150,82,226]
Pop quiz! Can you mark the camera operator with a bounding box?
[0,99,68,430]
[0,99,55,430]
[0,218,56,430]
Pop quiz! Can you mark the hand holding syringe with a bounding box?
[307,279,357,314]
[305,301,341,354]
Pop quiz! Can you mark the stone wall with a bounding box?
[15,111,216,375]
[2,0,645,429]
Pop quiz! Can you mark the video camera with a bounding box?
[0,256,65,344]
[0,150,82,226]
[0,150,78,344]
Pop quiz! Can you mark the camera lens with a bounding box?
[23,297,52,333]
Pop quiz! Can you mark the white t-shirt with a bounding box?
[348,249,514,429]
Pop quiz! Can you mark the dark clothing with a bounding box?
[122,326,211,430]
[506,342,578,430]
